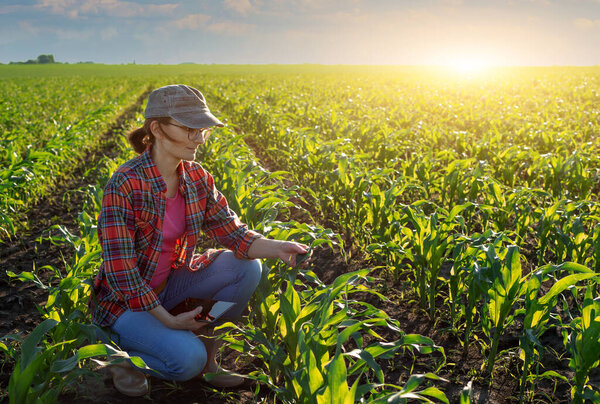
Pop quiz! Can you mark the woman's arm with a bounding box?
[247,238,308,267]
[200,169,308,266]
[98,182,160,313]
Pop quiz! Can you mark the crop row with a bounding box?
[0,76,149,238]
[203,70,600,401]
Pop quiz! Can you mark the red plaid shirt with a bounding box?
[90,150,263,327]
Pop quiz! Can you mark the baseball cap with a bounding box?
[144,84,225,128]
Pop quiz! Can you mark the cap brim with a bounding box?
[170,110,225,128]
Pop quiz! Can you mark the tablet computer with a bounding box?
[193,299,236,323]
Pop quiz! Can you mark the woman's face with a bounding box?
[152,119,209,162]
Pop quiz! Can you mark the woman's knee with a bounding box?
[168,339,207,381]
[242,258,262,290]
[219,251,262,288]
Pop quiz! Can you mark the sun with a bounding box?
[446,56,494,73]
[449,58,490,72]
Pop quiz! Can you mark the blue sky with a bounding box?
[1,0,599,65]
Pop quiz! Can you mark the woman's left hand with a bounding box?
[248,238,310,267]
[276,241,310,267]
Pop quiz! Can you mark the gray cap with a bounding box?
[144,84,225,128]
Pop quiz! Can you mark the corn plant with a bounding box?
[447,230,506,341]
[402,204,468,320]
[537,200,600,268]
[478,245,528,375]
[519,262,597,403]
[222,266,447,403]
[2,317,146,404]
[563,285,600,403]
[369,373,449,403]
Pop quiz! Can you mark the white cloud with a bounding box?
[36,0,71,14]
[35,0,178,18]
[173,14,211,30]
[207,21,255,36]
[224,0,254,15]
[573,17,600,29]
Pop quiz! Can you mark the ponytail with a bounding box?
[127,118,164,154]
[128,126,150,154]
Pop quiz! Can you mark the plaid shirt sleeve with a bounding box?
[98,181,160,312]
[201,171,263,258]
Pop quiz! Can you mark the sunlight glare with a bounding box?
[447,56,493,73]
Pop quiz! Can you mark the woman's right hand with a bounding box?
[150,304,209,332]
[171,306,209,332]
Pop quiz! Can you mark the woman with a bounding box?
[90,84,308,396]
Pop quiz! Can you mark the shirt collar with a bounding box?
[140,149,193,195]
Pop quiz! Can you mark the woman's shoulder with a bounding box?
[181,159,210,180]
[105,155,146,191]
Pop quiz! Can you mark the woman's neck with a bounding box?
[151,146,180,196]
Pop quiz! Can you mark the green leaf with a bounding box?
[420,386,449,404]
[20,319,58,371]
[538,273,596,306]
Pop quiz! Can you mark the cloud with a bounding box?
[573,17,600,29]
[207,21,256,36]
[173,14,211,30]
[224,0,254,15]
[35,0,178,18]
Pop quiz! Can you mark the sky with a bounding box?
[1,0,599,66]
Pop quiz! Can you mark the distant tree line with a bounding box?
[9,54,56,64]
[4,55,96,65]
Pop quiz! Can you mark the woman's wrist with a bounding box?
[247,238,282,260]
[149,305,177,328]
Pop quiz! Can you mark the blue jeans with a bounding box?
[109,251,262,381]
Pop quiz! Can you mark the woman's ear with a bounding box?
[149,120,163,139]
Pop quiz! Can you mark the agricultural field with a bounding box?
[1,64,599,403]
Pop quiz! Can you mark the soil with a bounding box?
[0,108,575,404]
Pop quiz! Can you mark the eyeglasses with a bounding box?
[164,122,212,141]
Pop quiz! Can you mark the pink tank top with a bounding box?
[150,190,185,289]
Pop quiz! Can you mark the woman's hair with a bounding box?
[128,117,176,154]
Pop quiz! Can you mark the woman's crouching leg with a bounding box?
[161,251,263,320]
[110,310,207,381]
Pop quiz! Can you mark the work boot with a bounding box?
[109,360,149,397]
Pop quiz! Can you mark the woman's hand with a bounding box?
[276,241,310,267]
[171,306,209,332]
[150,304,208,332]
[248,238,310,267]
